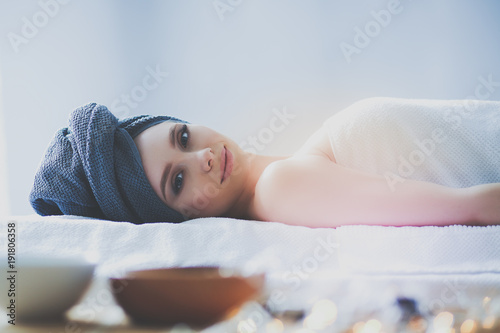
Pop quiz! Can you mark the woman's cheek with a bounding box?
[183,183,218,214]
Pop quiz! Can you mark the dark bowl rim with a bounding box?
[108,266,266,282]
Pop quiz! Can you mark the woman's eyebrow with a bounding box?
[169,124,176,148]
[162,124,177,200]
[161,163,172,202]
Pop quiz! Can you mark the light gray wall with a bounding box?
[0,71,9,216]
[1,0,499,215]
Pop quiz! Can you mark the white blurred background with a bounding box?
[0,0,499,216]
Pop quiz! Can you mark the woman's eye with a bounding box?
[179,125,189,148]
[173,172,183,194]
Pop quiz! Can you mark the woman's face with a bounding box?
[134,121,249,219]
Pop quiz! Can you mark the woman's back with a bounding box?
[322,97,500,189]
[251,97,500,227]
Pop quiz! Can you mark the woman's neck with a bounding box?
[223,152,288,219]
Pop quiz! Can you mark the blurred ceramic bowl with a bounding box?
[1,256,95,322]
[110,266,265,328]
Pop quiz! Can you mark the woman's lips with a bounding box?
[220,146,233,184]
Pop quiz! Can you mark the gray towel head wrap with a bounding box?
[29,102,187,224]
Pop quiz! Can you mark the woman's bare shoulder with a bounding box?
[249,155,329,224]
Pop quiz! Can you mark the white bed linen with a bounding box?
[3,214,500,329]
[7,215,500,276]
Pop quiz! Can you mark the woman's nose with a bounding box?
[197,147,214,172]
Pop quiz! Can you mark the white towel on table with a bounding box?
[4,215,500,326]
[5,215,500,277]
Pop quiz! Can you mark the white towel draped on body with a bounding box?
[325,97,500,190]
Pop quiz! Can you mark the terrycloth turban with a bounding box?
[29,103,187,224]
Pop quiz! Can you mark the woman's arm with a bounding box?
[253,156,499,227]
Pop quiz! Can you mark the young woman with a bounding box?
[30,98,500,226]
